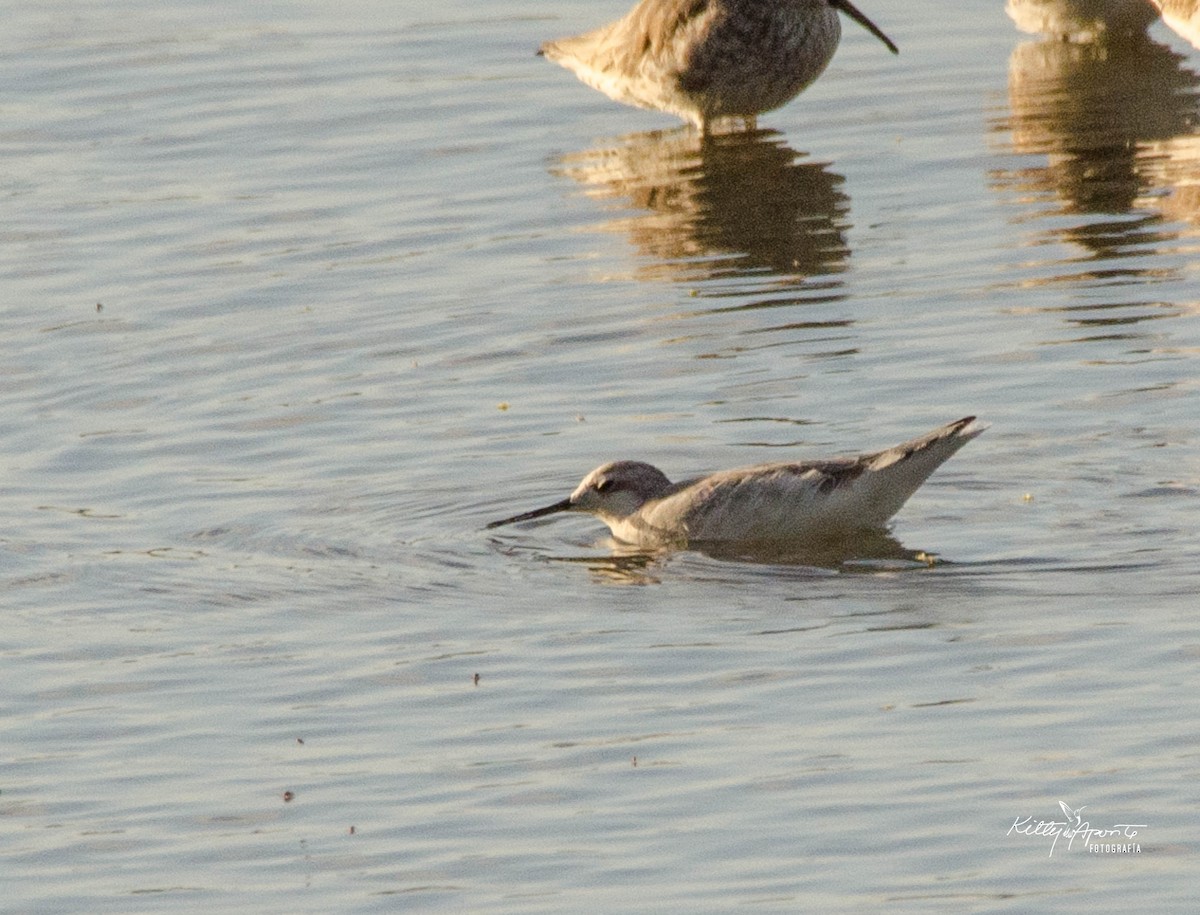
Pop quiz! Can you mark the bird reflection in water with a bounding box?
[534,528,942,585]
[991,4,1200,338]
[994,14,1200,245]
[549,128,851,289]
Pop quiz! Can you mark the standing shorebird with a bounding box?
[487,417,986,548]
[1006,0,1159,42]
[538,0,899,133]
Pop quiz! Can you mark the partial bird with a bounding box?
[538,0,898,133]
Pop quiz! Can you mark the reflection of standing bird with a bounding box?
[548,129,852,283]
[539,0,897,133]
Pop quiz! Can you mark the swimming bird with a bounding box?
[487,416,986,548]
[538,0,899,133]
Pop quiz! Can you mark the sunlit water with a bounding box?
[3,1,1198,911]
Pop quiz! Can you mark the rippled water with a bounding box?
[4,1,1199,911]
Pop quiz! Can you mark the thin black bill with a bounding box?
[485,498,573,529]
[833,0,899,54]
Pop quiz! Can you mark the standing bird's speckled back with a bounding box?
[539,0,898,132]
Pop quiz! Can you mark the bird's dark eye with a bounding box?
[595,479,614,493]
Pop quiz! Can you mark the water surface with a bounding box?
[3,1,1198,911]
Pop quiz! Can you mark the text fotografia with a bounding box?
[1089,841,1141,854]
[1008,802,1145,857]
